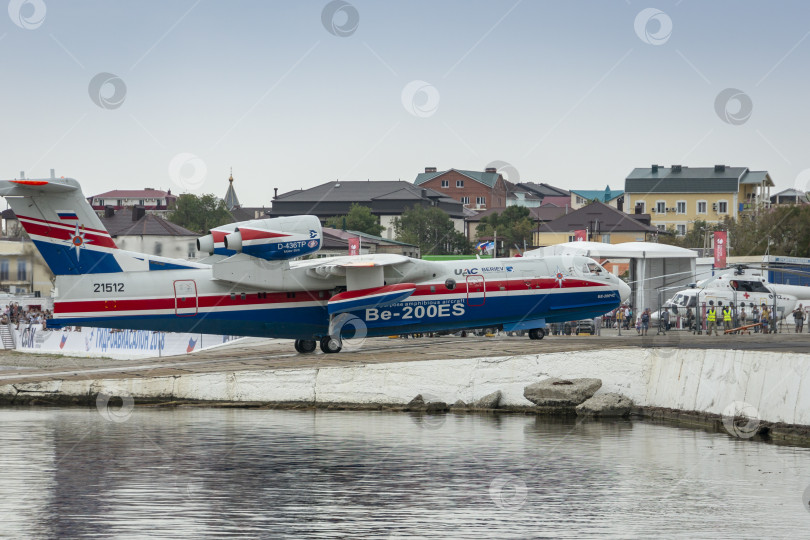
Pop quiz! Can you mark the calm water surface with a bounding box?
[1,407,809,539]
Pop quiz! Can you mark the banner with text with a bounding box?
[348,237,360,256]
[14,325,242,359]
[714,231,727,268]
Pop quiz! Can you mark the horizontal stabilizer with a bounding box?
[0,179,79,195]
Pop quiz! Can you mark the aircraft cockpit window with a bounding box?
[732,280,769,293]
[586,262,603,274]
[748,281,769,293]
[687,296,697,307]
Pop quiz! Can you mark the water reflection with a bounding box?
[0,407,808,538]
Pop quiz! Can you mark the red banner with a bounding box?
[574,229,587,242]
[348,237,360,256]
[714,231,727,268]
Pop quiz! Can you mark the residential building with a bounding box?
[101,206,199,260]
[89,188,177,216]
[570,186,625,211]
[465,205,569,242]
[414,167,516,210]
[320,228,420,258]
[624,164,774,234]
[0,239,53,296]
[533,201,657,246]
[770,188,808,206]
[515,182,572,210]
[269,181,465,239]
[0,209,54,296]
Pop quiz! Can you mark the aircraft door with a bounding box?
[466,275,485,306]
[174,280,198,317]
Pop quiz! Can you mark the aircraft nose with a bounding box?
[618,279,631,302]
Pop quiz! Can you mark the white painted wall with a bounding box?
[114,235,198,260]
[4,346,809,427]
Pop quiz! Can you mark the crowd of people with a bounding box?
[604,301,808,335]
[1,303,53,328]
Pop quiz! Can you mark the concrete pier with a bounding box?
[1,334,809,444]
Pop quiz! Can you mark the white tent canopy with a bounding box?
[525,241,697,260]
[525,241,697,311]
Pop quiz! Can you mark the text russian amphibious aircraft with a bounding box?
[0,177,629,353]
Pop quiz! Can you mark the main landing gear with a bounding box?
[294,339,317,353]
[528,328,546,340]
[319,336,342,354]
[294,337,342,354]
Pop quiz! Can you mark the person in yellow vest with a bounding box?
[706,301,718,336]
[723,303,733,333]
[760,304,770,334]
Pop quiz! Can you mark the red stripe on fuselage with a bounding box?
[52,278,611,316]
[54,289,331,314]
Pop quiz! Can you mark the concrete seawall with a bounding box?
[2,344,808,432]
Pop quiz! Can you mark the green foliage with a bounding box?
[657,219,722,249]
[324,204,384,236]
[168,193,233,234]
[724,206,810,257]
[657,207,810,257]
[475,206,534,249]
[394,205,472,256]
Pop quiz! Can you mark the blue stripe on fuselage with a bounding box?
[148,260,200,271]
[50,288,621,340]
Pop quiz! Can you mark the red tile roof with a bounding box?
[90,189,176,199]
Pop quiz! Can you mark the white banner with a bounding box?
[14,325,242,359]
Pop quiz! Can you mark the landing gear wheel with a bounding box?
[320,336,342,354]
[295,339,317,353]
[529,328,545,340]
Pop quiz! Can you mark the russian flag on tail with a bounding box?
[57,210,79,220]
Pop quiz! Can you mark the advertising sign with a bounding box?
[714,231,727,268]
[348,237,360,256]
[14,325,241,359]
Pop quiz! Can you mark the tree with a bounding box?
[724,206,810,257]
[656,207,810,257]
[168,193,233,234]
[657,219,721,249]
[324,203,384,236]
[394,205,472,255]
[475,206,535,250]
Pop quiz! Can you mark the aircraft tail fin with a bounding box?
[0,178,122,275]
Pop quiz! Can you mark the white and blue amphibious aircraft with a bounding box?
[0,177,629,353]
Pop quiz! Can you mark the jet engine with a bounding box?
[197,215,322,261]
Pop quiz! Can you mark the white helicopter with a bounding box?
[657,265,810,324]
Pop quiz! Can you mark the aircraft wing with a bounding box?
[305,253,442,290]
[304,254,412,279]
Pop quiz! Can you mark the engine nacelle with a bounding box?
[198,215,322,261]
[197,228,237,256]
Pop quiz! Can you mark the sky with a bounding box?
[1,0,810,205]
